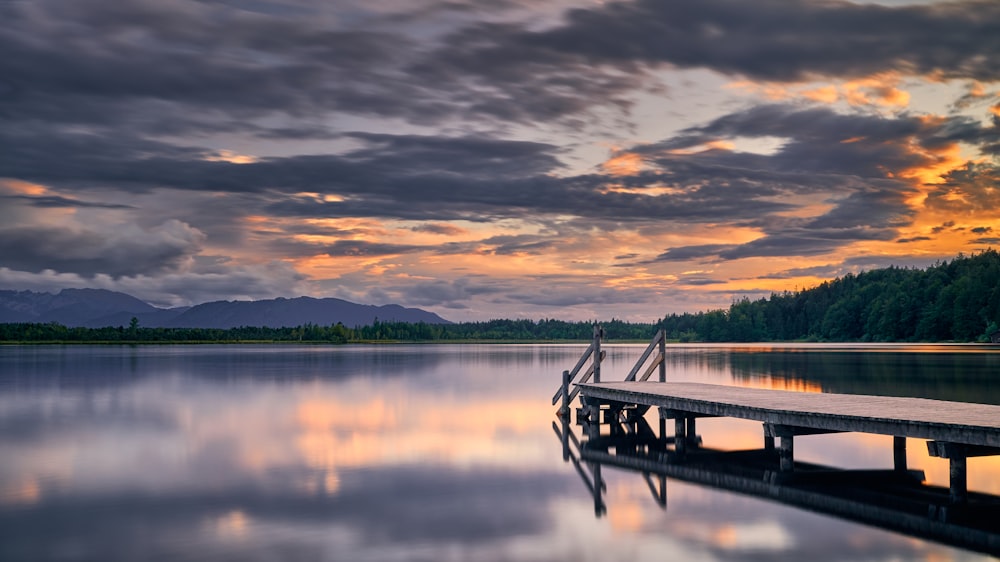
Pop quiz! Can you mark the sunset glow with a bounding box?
[0,0,997,321]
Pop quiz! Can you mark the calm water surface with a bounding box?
[1,343,998,561]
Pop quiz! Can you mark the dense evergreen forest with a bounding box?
[0,318,652,343]
[2,250,999,343]
[660,249,1000,343]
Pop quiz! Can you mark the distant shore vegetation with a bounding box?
[3,250,999,344]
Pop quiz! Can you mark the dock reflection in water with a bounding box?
[554,414,1000,557]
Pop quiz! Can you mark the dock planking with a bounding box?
[577,381,1000,447]
[559,328,1000,506]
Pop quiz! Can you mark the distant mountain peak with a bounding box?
[0,289,449,328]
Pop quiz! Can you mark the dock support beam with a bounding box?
[922,441,1000,504]
[674,417,687,455]
[779,435,794,472]
[893,436,907,472]
[950,455,967,504]
[763,423,775,451]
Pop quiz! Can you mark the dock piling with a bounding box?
[894,436,907,472]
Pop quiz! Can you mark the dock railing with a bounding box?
[624,329,666,383]
[555,326,668,418]
[553,325,606,416]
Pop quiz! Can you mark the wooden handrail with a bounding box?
[625,329,665,382]
[551,340,595,405]
[637,352,664,382]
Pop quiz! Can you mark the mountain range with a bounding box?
[0,289,450,328]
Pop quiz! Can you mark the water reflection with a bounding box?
[1,344,998,561]
[657,344,1000,404]
[555,413,1000,557]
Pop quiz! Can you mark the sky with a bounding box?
[1,0,998,322]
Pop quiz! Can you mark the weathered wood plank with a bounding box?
[927,442,1000,459]
[577,382,1000,447]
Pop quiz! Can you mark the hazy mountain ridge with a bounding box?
[0,289,450,328]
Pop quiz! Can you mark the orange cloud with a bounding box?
[725,80,795,101]
[602,151,644,176]
[843,74,910,107]
[667,139,735,155]
[801,85,839,104]
[727,73,910,108]
[0,178,48,196]
[202,149,259,164]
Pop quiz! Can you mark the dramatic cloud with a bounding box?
[0,221,204,278]
[1,0,997,319]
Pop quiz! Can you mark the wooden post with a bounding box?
[893,436,907,472]
[561,370,570,418]
[560,411,570,463]
[675,417,687,455]
[779,435,794,472]
[950,450,968,504]
[588,404,601,440]
[658,329,666,383]
[593,325,602,383]
[658,474,667,508]
[592,463,605,516]
[687,416,698,449]
[644,472,667,508]
[608,405,622,437]
[764,423,775,451]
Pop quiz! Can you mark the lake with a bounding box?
[1,343,998,561]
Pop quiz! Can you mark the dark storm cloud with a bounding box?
[653,219,903,263]
[925,162,1000,213]
[1,0,996,293]
[482,234,558,256]
[434,0,1000,87]
[0,0,437,131]
[618,103,1000,262]
[503,284,638,307]
[932,221,957,234]
[320,240,424,257]
[676,277,727,286]
[756,255,942,280]
[341,133,566,178]
[411,223,467,236]
[0,124,796,225]
[5,0,995,142]
[3,98,984,276]
[258,235,436,260]
[1,193,134,210]
[0,221,202,278]
[384,277,508,309]
[651,104,986,177]
[653,244,736,262]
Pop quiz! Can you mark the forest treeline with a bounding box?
[0,318,653,343]
[660,249,1000,342]
[2,250,999,343]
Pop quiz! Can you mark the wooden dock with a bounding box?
[555,328,1000,507]
[574,381,1000,503]
[578,381,1000,447]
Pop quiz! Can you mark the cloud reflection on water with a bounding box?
[0,344,997,561]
